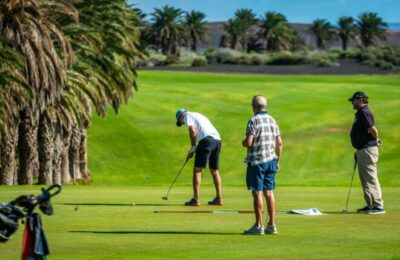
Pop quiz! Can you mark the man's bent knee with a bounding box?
[194,167,202,174]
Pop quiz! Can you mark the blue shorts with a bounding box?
[246,159,277,191]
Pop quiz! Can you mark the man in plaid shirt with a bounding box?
[242,95,283,235]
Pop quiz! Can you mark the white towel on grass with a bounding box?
[288,208,326,215]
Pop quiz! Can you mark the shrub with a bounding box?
[214,48,242,64]
[191,56,208,67]
[166,55,180,65]
[357,52,376,62]
[269,52,311,65]
[237,55,253,65]
[382,47,400,66]
[361,59,376,66]
[375,60,394,70]
[137,52,167,67]
[179,49,199,66]
[317,59,340,68]
[250,55,264,65]
[204,48,217,64]
[339,48,361,59]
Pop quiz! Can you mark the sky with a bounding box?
[127,0,400,24]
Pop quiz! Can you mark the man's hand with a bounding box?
[187,145,196,159]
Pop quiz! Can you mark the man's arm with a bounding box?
[242,135,254,148]
[275,136,282,170]
[369,126,379,141]
[188,126,197,146]
[187,126,197,158]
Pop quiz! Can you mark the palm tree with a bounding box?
[356,12,387,47]
[0,0,76,185]
[310,19,335,49]
[1,0,143,185]
[337,16,356,51]
[223,18,246,49]
[0,40,30,185]
[149,5,184,56]
[184,10,208,51]
[234,8,257,51]
[54,0,143,184]
[258,11,296,51]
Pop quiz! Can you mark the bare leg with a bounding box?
[193,167,202,200]
[264,190,275,225]
[210,169,222,199]
[252,191,263,226]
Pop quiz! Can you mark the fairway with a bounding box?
[0,186,399,259]
[88,71,400,186]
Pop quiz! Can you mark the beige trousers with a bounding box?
[356,146,384,209]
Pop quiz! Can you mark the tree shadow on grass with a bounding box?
[58,203,182,207]
[69,230,239,235]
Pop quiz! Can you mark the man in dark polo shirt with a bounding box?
[349,91,385,214]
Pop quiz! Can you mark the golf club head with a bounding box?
[161,196,168,200]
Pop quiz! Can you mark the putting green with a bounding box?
[0,185,399,259]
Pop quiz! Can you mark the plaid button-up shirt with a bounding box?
[245,111,280,166]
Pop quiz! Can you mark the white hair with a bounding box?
[252,95,267,110]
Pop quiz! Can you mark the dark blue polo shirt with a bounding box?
[350,105,378,149]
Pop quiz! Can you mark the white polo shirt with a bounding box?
[184,112,221,143]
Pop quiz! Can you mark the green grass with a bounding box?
[88,71,400,186]
[2,72,399,258]
[0,185,399,259]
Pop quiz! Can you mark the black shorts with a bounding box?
[195,136,221,170]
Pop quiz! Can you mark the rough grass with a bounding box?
[87,71,400,186]
[0,186,399,259]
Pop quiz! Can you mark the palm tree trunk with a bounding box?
[69,126,82,181]
[190,32,197,52]
[0,125,19,185]
[340,35,348,51]
[52,122,63,185]
[61,125,72,184]
[79,127,90,180]
[191,41,197,52]
[17,109,39,184]
[267,38,273,51]
[38,113,54,185]
[230,35,237,49]
[317,38,325,49]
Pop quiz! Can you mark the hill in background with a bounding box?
[198,22,400,51]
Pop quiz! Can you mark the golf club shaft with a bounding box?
[164,158,189,199]
[345,152,358,210]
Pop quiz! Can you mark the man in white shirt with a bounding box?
[176,109,223,206]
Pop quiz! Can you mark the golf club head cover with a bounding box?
[0,212,19,243]
[36,185,62,216]
[13,195,37,213]
[39,201,54,216]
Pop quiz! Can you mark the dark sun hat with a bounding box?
[348,91,368,102]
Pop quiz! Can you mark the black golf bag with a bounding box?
[0,185,61,259]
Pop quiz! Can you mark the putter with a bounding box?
[162,157,189,200]
[343,152,357,213]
